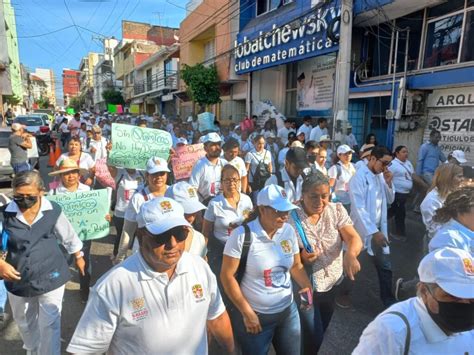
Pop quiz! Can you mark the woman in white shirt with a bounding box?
[55,137,95,186]
[221,184,312,355]
[58,118,70,148]
[420,163,464,240]
[328,145,356,212]
[387,146,414,240]
[203,165,253,278]
[245,135,273,195]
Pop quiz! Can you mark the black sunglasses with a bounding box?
[145,226,188,246]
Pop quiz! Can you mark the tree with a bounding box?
[35,96,50,109]
[3,94,21,106]
[181,64,221,110]
[69,95,85,112]
[102,89,124,105]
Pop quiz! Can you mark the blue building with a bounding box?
[235,0,474,164]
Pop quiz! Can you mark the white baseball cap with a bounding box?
[145,156,170,174]
[137,197,191,234]
[257,184,299,212]
[187,116,193,123]
[319,135,331,142]
[176,137,188,145]
[202,132,222,144]
[418,247,474,299]
[337,144,354,155]
[165,182,206,215]
[263,131,276,139]
[451,150,467,164]
[296,127,307,136]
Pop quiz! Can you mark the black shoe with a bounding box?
[80,288,89,304]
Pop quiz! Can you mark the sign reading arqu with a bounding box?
[234,2,340,74]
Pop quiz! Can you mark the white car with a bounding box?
[0,128,14,182]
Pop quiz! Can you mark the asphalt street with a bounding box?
[0,156,427,354]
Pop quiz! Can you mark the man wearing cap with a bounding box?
[267,147,310,202]
[328,145,356,211]
[344,125,358,152]
[353,247,473,354]
[189,132,226,204]
[355,144,375,170]
[67,197,234,354]
[447,150,467,166]
[296,116,313,141]
[309,118,328,143]
[277,119,296,147]
[8,123,32,173]
[222,138,248,193]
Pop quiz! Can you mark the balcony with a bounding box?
[133,70,178,97]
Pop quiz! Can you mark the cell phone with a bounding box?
[299,289,313,308]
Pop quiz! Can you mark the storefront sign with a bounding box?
[297,56,336,112]
[425,107,474,164]
[427,88,474,108]
[234,2,340,74]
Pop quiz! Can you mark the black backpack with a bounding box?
[250,151,271,191]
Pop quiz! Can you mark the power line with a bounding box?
[64,0,89,51]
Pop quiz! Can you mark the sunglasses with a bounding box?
[145,226,188,246]
[377,159,392,167]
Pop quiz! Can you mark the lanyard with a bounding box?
[1,222,8,260]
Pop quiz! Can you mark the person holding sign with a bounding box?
[55,137,95,186]
[114,157,170,264]
[0,171,84,355]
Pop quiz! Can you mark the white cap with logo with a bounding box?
[418,247,474,299]
[451,150,467,164]
[257,184,299,212]
[137,197,191,235]
[337,144,355,155]
[202,132,222,144]
[145,156,171,174]
[165,182,206,215]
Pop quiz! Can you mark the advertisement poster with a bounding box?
[297,56,336,112]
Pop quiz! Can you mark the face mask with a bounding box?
[427,300,474,333]
[307,155,317,164]
[14,196,39,209]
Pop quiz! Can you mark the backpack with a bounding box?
[250,151,271,191]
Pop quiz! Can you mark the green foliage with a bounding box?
[3,94,21,106]
[68,95,85,112]
[102,89,125,105]
[181,64,221,108]
[35,96,50,109]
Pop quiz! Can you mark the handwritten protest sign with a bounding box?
[129,104,140,114]
[107,104,117,113]
[47,189,110,241]
[171,143,206,180]
[27,137,39,158]
[66,107,75,115]
[117,104,123,114]
[95,158,116,189]
[108,123,172,169]
[198,112,215,132]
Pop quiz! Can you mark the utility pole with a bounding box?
[332,0,353,142]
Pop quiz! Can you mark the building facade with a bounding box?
[62,69,81,107]
[33,68,56,107]
[79,52,101,109]
[93,38,120,111]
[29,74,47,103]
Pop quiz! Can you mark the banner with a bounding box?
[116,104,123,114]
[107,104,117,113]
[108,123,172,169]
[198,112,215,132]
[94,157,116,189]
[47,189,111,241]
[297,56,336,112]
[171,143,206,180]
[129,104,140,114]
[66,107,75,115]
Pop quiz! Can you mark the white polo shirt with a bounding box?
[389,158,414,194]
[48,182,90,195]
[429,218,474,254]
[114,169,145,218]
[124,187,167,222]
[266,168,303,203]
[67,252,225,355]
[227,156,247,178]
[296,124,312,140]
[204,193,253,244]
[224,219,299,314]
[328,162,356,205]
[277,127,295,146]
[353,297,474,355]
[189,156,226,201]
[309,126,328,142]
[245,149,272,183]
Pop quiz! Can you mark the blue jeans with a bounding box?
[12,162,30,174]
[232,302,301,355]
[371,239,396,307]
[0,280,7,313]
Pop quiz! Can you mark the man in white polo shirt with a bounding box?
[67,197,234,354]
[189,132,226,204]
[353,247,473,354]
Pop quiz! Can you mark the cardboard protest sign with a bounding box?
[107,104,117,113]
[47,189,111,241]
[129,104,140,114]
[198,112,215,132]
[27,137,39,158]
[116,104,123,114]
[94,157,116,189]
[108,123,172,170]
[171,143,206,180]
[66,107,75,115]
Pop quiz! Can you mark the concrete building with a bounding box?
[33,68,56,107]
[20,64,33,110]
[29,75,48,103]
[179,0,246,122]
[131,44,180,116]
[0,0,23,116]
[62,69,81,107]
[114,21,178,103]
[93,38,120,111]
[79,52,101,109]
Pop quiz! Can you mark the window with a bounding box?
[285,63,297,118]
[257,0,292,16]
[423,13,463,68]
[203,39,215,64]
[461,10,474,62]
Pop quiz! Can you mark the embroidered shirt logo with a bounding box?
[280,240,292,254]
[160,201,173,212]
[192,284,204,299]
[281,190,287,199]
[130,297,149,321]
[188,187,197,198]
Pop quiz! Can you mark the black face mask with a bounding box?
[14,196,39,209]
[307,155,317,164]
[427,299,474,334]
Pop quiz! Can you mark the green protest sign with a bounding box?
[108,123,172,169]
[47,189,110,241]
[66,107,75,115]
[107,104,117,113]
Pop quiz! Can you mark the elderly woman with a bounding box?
[203,164,253,278]
[221,184,312,355]
[55,137,95,186]
[289,172,362,353]
[0,171,84,355]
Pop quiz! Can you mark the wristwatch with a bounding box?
[75,251,84,260]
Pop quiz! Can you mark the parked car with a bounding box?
[0,128,14,182]
[13,115,52,156]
